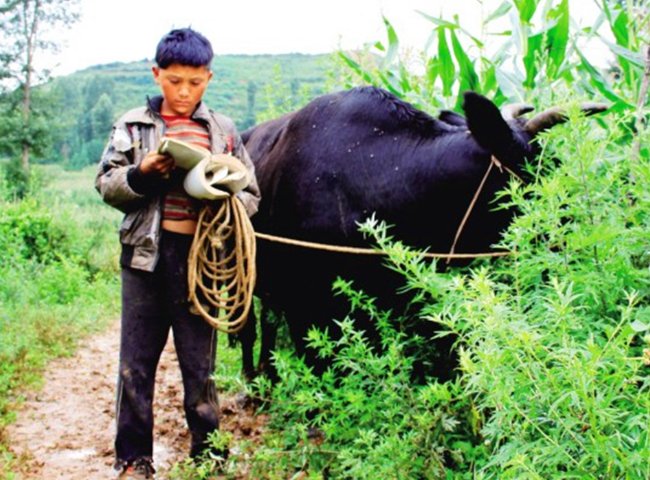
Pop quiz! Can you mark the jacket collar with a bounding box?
[147,95,212,122]
[121,95,212,124]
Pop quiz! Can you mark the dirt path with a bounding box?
[5,321,266,479]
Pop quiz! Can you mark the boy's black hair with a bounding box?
[155,28,213,69]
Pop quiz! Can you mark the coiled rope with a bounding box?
[187,197,256,333]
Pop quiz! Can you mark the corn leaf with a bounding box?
[398,63,412,93]
[610,4,630,47]
[508,8,525,58]
[382,16,399,67]
[482,63,498,95]
[337,51,375,85]
[438,28,455,97]
[599,38,645,67]
[545,0,570,78]
[598,0,632,81]
[376,70,403,97]
[575,48,631,107]
[450,29,479,93]
[454,74,474,111]
[523,31,543,89]
[495,66,525,102]
[418,13,459,29]
[426,56,440,90]
[418,12,483,47]
[513,0,539,24]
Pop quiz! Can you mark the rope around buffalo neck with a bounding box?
[254,231,510,259]
[187,197,256,333]
[253,155,520,262]
[445,155,521,264]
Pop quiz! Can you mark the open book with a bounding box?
[158,137,211,170]
[158,137,250,200]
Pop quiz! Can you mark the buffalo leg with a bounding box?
[257,305,279,381]
[238,304,257,381]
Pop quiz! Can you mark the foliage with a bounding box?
[167,431,232,480]
[0,0,81,176]
[577,0,649,109]
[1,1,648,478]
[0,158,30,198]
[339,0,648,115]
[255,65,326,124]
[0,165,121,471]
[0,87,60,155]
[38,54,333,170]
[0,0,80,89]
[424,111,648,478]
[234,291,479,479]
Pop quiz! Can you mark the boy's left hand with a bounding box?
[139,151,175,177]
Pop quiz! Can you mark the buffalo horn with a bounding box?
[501,103,535,120]
[525,102,609,135]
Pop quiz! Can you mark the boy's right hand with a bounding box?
[139,151,175,176]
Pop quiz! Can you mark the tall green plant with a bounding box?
[221,285,480,479]
[0,165,120,473]
[576,0,649,110]
[339,0,645,115]
[354,105,650,478]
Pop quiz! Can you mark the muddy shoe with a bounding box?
[117,457,156,479]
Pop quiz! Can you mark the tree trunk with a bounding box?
[20,0,40,172]
[22,77,31,171]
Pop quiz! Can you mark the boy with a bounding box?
[96,28,260,479]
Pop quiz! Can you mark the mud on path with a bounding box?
[5,321,267,479]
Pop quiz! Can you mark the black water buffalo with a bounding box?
[238,86,605,379]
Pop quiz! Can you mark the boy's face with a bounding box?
[152,64,213,117]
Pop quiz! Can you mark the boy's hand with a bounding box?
[139,151,175,176]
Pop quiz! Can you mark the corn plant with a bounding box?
[576,0,649,109]
[339,0,648,115]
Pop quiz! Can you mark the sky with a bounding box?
[47,0,608,77]
[47,0,482,76]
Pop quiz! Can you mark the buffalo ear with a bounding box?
[463,91,514,152]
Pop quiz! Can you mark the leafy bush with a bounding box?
[0,197,69,264]
[250,291,481,479]
[0,165,120,452]
[0,158,30,199]
[364,110,649,477]
[36,258,89,304]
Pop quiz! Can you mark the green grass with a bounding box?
[0,164,121,477]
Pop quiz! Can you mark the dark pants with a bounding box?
[115,230,219,466]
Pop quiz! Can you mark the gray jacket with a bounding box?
[95,96,261,272]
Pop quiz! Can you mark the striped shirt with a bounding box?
[161,115,210,222]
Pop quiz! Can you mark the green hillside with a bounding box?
[46,53,336,168]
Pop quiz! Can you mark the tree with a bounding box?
[0,0,80,172]
[78,75,115,142]
[242,80,257,130]
[90,93,114,145]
